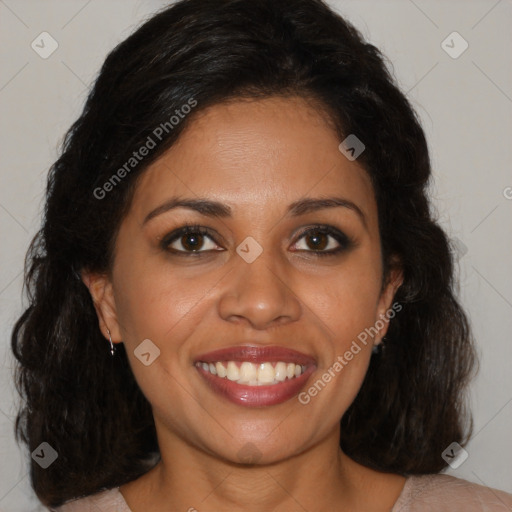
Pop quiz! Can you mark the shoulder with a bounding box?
[48,487,131,512]
[393,473,512,511]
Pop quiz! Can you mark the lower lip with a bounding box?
[196,365,316,407]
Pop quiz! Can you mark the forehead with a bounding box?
[130,96,376,225]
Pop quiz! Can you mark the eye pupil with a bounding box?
[182,233,203,251]
[307,231,328,251]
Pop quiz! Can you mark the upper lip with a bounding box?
[195,345,316,366]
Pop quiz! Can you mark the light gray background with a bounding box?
[1,0,511,510]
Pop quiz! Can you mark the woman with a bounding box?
[11,0,512,510]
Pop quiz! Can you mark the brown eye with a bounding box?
[303,230,329,251]
[161,224,353,257]
[161,225,220,254]
[178,232,205,251]
[292,225,353,256]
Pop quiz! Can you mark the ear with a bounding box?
[374,258,403,345]
[81,270,122,343]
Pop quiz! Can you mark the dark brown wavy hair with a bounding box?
[11,0,477,507]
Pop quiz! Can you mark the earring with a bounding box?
[372,336,386,355]
[107,328,115,356]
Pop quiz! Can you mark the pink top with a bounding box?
[50,474,512,511]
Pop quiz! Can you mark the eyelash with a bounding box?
[160,222,354,257]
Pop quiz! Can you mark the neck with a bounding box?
[120,428,406,512]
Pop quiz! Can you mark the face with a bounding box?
[85,96,402,465]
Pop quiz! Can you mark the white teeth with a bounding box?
[238,361,257,383]
[216,361,227,378]
[198,361,307,386]
[226,361,240,381]
[274,362,287,381]
[257,362,275,384]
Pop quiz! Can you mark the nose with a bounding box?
[217,245,302,330]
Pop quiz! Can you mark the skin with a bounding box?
[83,96,405,511]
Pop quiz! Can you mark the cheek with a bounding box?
[308,260,382,340]
[112,254,218,347]
[319,258,382,404]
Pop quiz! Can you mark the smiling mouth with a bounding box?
[194,345,316,407]
[195,360,307,386]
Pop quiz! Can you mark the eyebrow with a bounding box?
[143,195,367,228]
